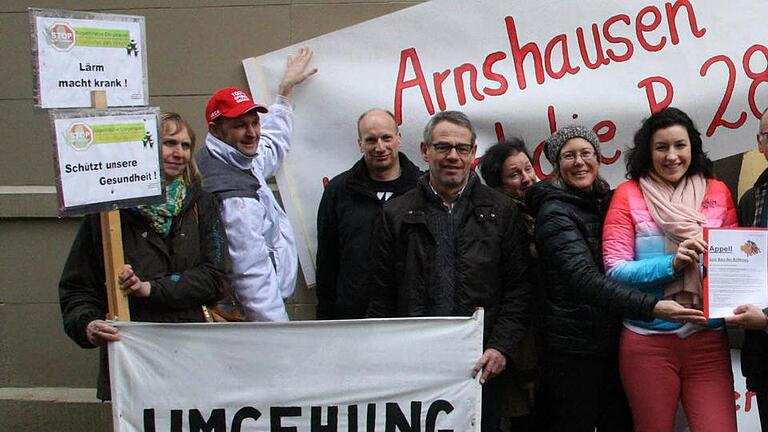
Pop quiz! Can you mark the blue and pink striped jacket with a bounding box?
[602,178,737,332]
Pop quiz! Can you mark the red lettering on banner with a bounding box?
[700,55,747,136]
[594,120,621,164]
[494,122,506,142]
[534,105,560,180]
[483,52,509,96]
[576,24,610,69]
[637,76,674,113]
[545,34,581,79]
[533,142,553,180]
[393,2,709,124]
[742,44,768,118]
[433,70,451,111]
[497,105,621,181]
[734,390,759,412]
[636,6,667,52]
[454,64,485,105]
[603,15,634,63]
[506,16,545,90]
[394,48,434,124]
[666,0,706,45]
[746,390,756,411]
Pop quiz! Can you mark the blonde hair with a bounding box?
[160,112,199,185]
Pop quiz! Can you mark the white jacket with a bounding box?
[203,96,298,322]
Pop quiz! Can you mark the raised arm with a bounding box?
[257,48,317,178]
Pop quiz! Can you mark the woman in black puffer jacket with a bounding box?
[525,125,704,432]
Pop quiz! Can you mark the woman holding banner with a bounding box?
[59,112,231,401]
[602,107,738,431]
[525,124,703,431]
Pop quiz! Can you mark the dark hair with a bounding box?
[479,138,532,189]
[423,111,476,146]
[626,107,713,180]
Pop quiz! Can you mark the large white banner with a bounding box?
[243,0,768,285]
[109,314,483,431]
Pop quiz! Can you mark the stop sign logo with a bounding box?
[47,22,75,51]
[67,123,94,150]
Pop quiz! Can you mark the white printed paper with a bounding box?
[31,9,148,108]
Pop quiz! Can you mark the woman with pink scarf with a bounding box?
[603,107,738,431]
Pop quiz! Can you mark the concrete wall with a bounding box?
[0,0,420,393]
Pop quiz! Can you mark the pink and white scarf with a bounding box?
[639,173,707,308]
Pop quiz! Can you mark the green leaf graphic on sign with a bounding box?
[92,123,145,144]
[74,27,130,48]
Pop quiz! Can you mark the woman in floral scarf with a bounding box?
[59,112,231,400]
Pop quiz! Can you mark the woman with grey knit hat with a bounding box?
[525,125,705,431]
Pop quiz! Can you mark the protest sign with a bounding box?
[50,108,163,216]
[109,313,484,432]
[243,0,768,285]
[30,8,148,109]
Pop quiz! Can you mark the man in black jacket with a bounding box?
[367,110,531,432]
[315,109,422,319]
[729,108,768,431]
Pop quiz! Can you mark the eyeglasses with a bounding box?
[559,149,597,163]
[432,143,475,155]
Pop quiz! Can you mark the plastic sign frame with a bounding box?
[30,8,149,109]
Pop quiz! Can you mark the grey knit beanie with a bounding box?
[544,125,601,165]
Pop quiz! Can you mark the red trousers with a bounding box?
[619,328,736,432]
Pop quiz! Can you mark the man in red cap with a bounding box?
[196,47,316,322]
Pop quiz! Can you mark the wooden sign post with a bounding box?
[91,90,131,321]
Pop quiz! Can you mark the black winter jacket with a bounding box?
[367,173,532,358]
[737,169,768,392]
[315,153,422,319]
[59,181,228,399]
[526,180,656,357]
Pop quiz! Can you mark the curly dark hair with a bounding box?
[479,138,531,190]
[625,107,713,180]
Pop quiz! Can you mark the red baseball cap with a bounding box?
[205,87,268,123]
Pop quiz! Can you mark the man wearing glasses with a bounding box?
[367,110,532,432]
[731,108,768,431]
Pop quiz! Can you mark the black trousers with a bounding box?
[542,352,633,432]
[757,391,768,431]
[482,373,504,432]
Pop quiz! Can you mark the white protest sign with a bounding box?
[243,0,768,285]
[30,9,148,109]
[50,108,163,216]
[109,313,483,432]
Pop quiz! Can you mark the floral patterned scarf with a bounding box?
[135,178,186,237]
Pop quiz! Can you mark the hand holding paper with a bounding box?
[673,238,707,273]
[724,304,768,330]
